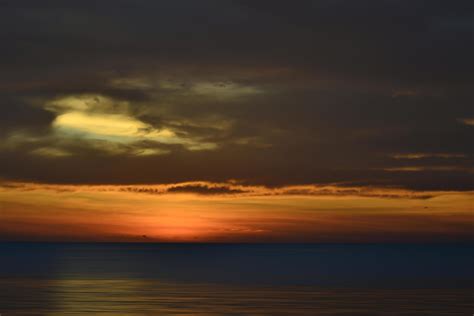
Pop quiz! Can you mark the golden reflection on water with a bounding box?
[0,278,472,315]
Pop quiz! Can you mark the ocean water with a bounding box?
[0,243,472,315]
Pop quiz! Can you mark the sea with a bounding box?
[0,243,472,315]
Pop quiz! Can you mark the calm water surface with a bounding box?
[0,243,472,315]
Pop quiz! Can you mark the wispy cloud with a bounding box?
[383,166,474,173]
[390,153,467,159]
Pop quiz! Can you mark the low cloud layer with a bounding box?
[1,180,461,200]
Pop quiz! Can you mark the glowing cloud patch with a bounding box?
[48,95,217,153]
[53,111,154,141]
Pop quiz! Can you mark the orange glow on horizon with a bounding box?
[0,181,473,242]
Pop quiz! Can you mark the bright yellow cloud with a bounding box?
[55,111,146,138]
[47,95,217,153]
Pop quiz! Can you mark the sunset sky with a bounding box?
[0,1,473,242]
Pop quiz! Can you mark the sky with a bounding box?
[0,0,473,242]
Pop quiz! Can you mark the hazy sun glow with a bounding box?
[1,181,472,242]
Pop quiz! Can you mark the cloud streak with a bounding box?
[1,180,464,200]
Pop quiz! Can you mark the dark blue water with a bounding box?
[0,243,472,315]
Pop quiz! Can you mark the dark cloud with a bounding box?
[0,96,54,136]
[118,183,247,195]
[0,1,472,191]
[167,184,247,195]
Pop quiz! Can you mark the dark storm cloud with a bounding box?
[0,0,473,190]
